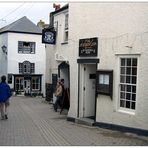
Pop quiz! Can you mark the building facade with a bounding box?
[0,16,46,96]
[46,3,148,134]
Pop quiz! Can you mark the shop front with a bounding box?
[13,74,42,96]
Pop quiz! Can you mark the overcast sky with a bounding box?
[0,2,66,28]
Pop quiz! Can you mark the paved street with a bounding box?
[0,96,148,146]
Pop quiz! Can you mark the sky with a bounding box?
[0,2,67,28]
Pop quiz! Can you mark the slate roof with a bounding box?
[0,16,42,35]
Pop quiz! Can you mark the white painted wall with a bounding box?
[67,3,148,130]
[0,32,46,95]
[46,9,70,84]
[0,33,8,78]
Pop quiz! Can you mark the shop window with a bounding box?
[96,70,113,99]
[15,77,24,91]
[8,74,12,84]
[31,77,40,90]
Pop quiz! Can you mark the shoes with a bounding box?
[1,115,8,120]
[5,115,8,120]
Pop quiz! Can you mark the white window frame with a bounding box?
[117,55,139,114]
[31,77,40,90]
[63,13,68,43]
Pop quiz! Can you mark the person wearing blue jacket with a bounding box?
[0,75,12,120]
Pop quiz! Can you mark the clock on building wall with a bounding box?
[42,28,56,44]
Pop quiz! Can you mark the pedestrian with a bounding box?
[54,79,64,112]
[0,75,12,120]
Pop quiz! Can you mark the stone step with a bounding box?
[75,118,95,126]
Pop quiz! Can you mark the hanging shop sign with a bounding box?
[42,28,56,44]
[79,37,98,57]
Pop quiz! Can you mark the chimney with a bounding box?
[53,3,61,11]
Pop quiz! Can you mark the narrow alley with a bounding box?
[0,96,147,146]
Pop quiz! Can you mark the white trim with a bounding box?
[117,109,135,115]
[116,55,139,113]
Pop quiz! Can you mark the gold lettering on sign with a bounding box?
[80,39,96,49]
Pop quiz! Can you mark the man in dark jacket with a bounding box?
[0,75,12,120]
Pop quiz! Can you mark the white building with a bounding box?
[46,3,148,135]
[0,16,46,96]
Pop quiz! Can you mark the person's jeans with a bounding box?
[54,96,62,111]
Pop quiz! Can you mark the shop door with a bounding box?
[80,64,96,118]
[24,80,31,94]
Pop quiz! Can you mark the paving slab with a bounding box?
[0,96,148,146]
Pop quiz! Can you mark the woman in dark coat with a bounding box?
[0,75,12,120]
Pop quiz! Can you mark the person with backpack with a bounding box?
[0,75,12,120]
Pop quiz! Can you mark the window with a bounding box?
[19,61,35,74]
[15,77,24,91]
[18,41,35,54]
[119,58,137,110]
[63,13,68,43]
[31,77,40,90]
[96,70,113,99]
[65,13,68,30]
[8,74,12,84]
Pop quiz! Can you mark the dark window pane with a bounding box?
[132,94,136,101]
[132,58,137,66]
[120,92,125,99]
[126,85,131,92]
[126,93,131,100]
[132,86,136,93]
[32,84,35,89]
[121,84,126,91]
[126,101,130,108]
[121,67,125,74]
[126,76,131,83]
[120,100,125,107]
[120,76,125,83]
[127,59,131,66]
[121,59,125,66]
[126,67,131,75]
[132,67,137,75]
[132,76,137,84]
[131,102,135,109]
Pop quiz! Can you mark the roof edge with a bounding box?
[0,30,42,35]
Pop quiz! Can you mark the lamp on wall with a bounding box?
[1,45,7,54]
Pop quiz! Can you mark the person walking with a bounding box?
[0,75,12,120]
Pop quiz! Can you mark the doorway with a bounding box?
[24,80,31,95]
[79,64,96,119]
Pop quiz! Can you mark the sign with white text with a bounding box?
[79,37,98,57]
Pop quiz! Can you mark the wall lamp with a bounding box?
[1,45,7,54]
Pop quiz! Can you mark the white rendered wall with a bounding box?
[0,33,8,78]
[46,9,69,84]
[68,3,148,130]
[7,33,46,95]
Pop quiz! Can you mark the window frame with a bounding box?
[19,61,35,74]
[18,41,36,54]
[96,70,113,99]
[118,57,138,112]
[63,13,69,43]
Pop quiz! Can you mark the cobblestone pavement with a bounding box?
[0,96,148,146]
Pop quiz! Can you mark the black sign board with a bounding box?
[79,37,98,57]
[42,28,56,44]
